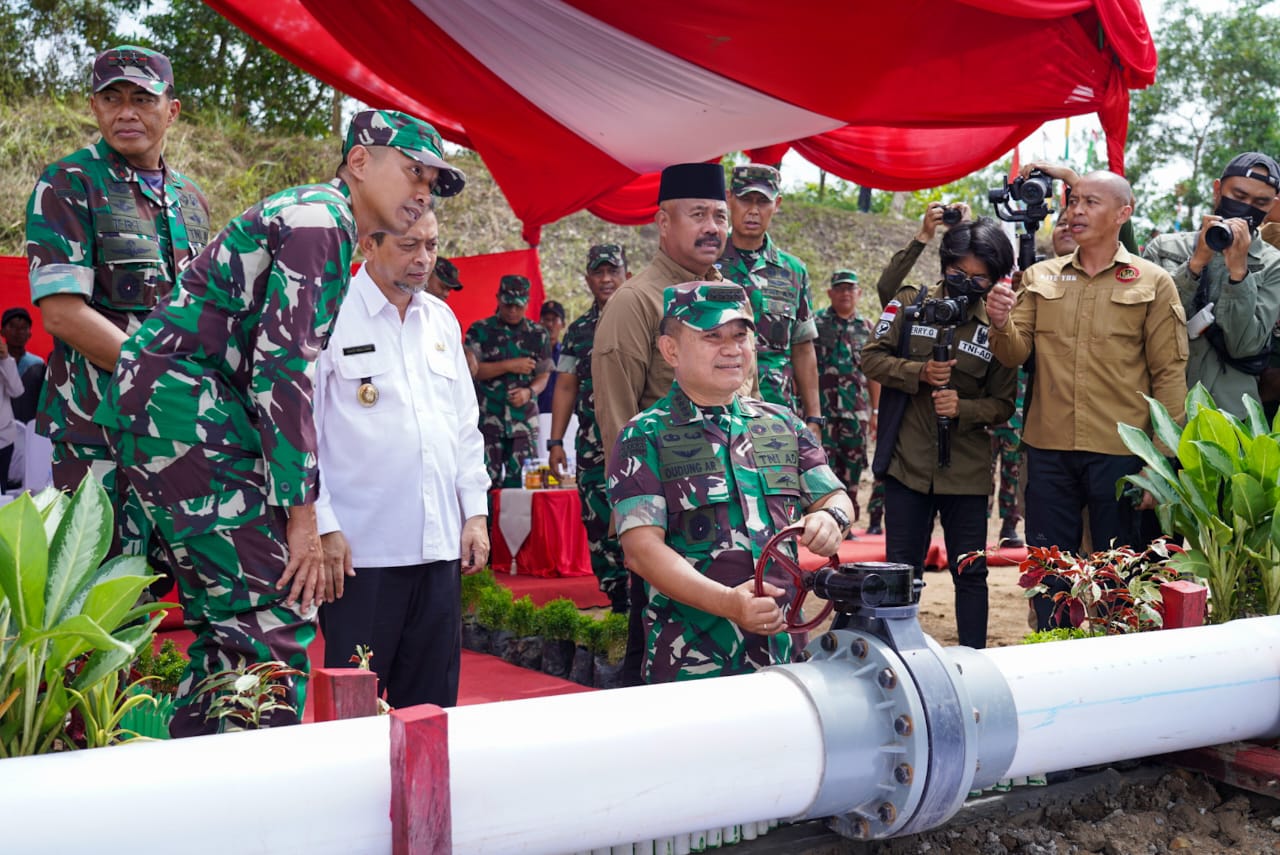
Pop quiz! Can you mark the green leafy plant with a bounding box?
[460,567,497,617]
[595,612,629,664]
[507,595,539,638]
[474,585,513,631]
[575,613,603,650]
[1021,627,1094,644]
[1120,383,1280,621]
[193,660,303,732]
[0,477,162,756]
[536,598,581,642]
[1016,540,1183,634]
[134,638,187,695]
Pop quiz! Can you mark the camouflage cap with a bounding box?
[343,110,466,197]
[663,282,756,332]
[587,243,626,270]
[731,164,781,200]
[92,46,173,96]
[830,269,859,287]
[433,257,463,290]
[498,274,531,306]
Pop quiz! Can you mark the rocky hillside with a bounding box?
[0,98,938,320]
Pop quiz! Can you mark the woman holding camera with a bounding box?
[861,219,1018,649]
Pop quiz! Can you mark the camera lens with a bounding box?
[1205,222,1234,252]
[1018,177,1048,206]
[942,207,962,226]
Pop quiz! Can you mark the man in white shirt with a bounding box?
[314,207,490,708]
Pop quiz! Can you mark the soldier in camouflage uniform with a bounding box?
[718,164,822,427]
[26,46,210,564]
[427,256,463,301]
[466,275,553,489]
[608,282,852,683]
[991,370,1028,546]
[93,110,464,737]
[813,270,879,523]
[548,245,629,612]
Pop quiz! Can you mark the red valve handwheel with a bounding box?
[752,522,838,632]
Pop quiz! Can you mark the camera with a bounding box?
[988,168,1056,272]
[988,168,1054,210]
[941,205,963,226]
[919,296,968,326]
[1205,222,1235,252]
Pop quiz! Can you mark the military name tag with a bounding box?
[958,339,993,362]
[911,324,939,339]
[343,344,376,356]
[357,381,379,407]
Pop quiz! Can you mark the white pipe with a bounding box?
[2,618,1278,855]
[983,615,1280,779]
[447,671,825,854]
[0,715,392,854]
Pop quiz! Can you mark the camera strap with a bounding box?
[872,287,929,478]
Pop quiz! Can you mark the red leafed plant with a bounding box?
[1011,539,1185,635]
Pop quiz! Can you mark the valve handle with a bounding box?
[752,522,838,633]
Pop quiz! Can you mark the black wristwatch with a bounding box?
[546,439,564,448]
[805,416,827,428]
[821,505,851,532]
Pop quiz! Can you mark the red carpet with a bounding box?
[495,571,610,607]
[798,529,1028,571]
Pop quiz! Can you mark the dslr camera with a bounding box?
[941,205,963,226]
[919,295,968,326]
[988,168,1054,211]
[1205,222,1238,252]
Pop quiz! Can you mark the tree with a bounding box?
[0,0,141,99]
[141,0,337,135]
[1126,0,1280,232]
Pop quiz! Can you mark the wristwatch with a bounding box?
[805,416,827,428]
[546,439,564,448]
[821,505,851,533]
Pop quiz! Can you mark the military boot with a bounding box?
[999,517,1024,547]
[866,508,883,536]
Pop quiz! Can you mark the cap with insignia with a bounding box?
[343,110,466,197]
[587,243,626,270]
[730,164,781,200]
[657,163,727,204]
[92,45,173,95]
[433,257,463,290]
[498,274,531,306]
[830,269,859,287]
[663,282,755,331]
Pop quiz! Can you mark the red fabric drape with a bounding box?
[444,248,547,336]
[0,256,52,360]
[203,0,1157,241]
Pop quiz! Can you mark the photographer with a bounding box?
[986,171,1187,629]
[875,202,972,307]
[862,219,1017,649]
[1142,152,1280,419]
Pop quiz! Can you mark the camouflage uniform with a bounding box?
[813,283,873,511]
[718,166,816,409]
[465,275,553,488]
[991,370,1028,525]
[558,245,626,605]
[608,283,843,683]
[93,111,463,737]
[25,48,211,560]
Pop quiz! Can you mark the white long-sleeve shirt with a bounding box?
[0,355,24,449]
[314,264,490,566]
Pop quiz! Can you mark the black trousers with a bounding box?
[319,559,462,708]
[1024,446,1144,629]
[883,475,989,649]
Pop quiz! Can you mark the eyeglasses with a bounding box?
[944,268,992,291]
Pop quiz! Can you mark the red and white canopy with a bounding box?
[206,0,1157,244]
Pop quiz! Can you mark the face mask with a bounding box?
[943,270,991,302]
[1214,196,1268,230]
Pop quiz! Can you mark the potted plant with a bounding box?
[505,595,542,670]
[119,638,188,740]
[592,611,629,689]
[569,613,600,686]
[477,586,514,659]
[0,477,162,756]
[460,568,497,652]
[192,660,304,732]
[1120,383,1280,621]
[536,598,580,678]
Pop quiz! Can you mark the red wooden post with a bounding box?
[1160,580,1208,629]
[311,667,379,722]
[391,705,452,855]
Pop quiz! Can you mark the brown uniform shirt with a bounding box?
[593,249,758,460]
[863,283,1017,495]
[988,245,1188,456]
